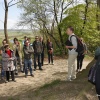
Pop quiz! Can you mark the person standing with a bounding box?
[13,38,23,75]
[2,44,16,83]
[76,38,87,72]
[66,26,78,81]
[47,39,54,65]
[39,37,45,66]
[23,40,34,78]
[0,39,7,80]
[33,36,43,71]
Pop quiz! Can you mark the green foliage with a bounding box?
[60,3,100,53]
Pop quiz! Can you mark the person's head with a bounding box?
[39,37,43,42]
[66,26,74,35]
[2,39,7,46]
[25,40,29,46]
[4,44,10,51]
[35,36,39,41]
[27,37,31,43]
[13,38,19,44]
[24,36,27,41]
[47,38,50,43]
[80,38,84,43]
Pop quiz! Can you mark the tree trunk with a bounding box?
[97,0,100,31]
[53,0,64,50]
[4,0,9,43]
[81,0,89,35]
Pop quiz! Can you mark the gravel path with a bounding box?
[0,58,91,98]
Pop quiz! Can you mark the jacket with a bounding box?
[33,41,43,54]
[23,45,34,60]
[2,50,15,71]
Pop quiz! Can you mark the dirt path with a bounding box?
[0,58,91,98]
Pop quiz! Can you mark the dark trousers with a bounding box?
[48,52,53,64]
[34,53,41,69]
[6,71,15,81]
[41,52,44,66]
[77,54,84,70]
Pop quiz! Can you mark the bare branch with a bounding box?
[8,1,21,7]
[8,0,13,6]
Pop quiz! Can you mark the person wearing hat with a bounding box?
[2,44,16,83]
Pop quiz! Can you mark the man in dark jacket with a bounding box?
[23,40,34,78]
[40,37,45,66]
[33,36,43,71]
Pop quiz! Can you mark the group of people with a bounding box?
[0,36,54,82]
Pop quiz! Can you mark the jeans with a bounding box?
[34,53,41,69]
[41,52,44,66]
[48,52,53,64]
[24,59,33,75]
[77,54,84,70]
[14,57,23,74]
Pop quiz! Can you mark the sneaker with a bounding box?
[39,68,43,71]
[71,77,76,80]
[25,75,27,78]
[67,78,72,82]
[31,74,34,77]
[5,80,9,83]
[51,63,54,65]
[15,73,18,75]
[12,80,16,82]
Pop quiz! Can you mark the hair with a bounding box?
[24,36,27,38]
[67,26,74,32]
[13,38,18,42]
[47,38,50,42]
[35,36,39,39]
[2,39,7,44]
[4,44,9,49]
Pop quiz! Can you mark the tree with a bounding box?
[97,0,100,30]
[4,0,21,43]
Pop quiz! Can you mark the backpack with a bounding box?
[70,35,84,54]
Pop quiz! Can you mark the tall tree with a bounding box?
[97,0,100,30]
[4,0,21,43]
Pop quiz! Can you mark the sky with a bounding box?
[0,0,22,29]
[0,0,84,29]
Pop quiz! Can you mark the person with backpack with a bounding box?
[66,26,78,81]
[47,39,54,65]
[33,36,43,71]
[76,38,87,72]
[23,40,34,78]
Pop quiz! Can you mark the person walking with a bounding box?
[76,38,87,72]
[23,40,34,78]
[13,38,23,75]
[2,44,16,83]
[39,37,45,66]
[66,26,78,81]
[33,36,43,71]
[47,39,54,65]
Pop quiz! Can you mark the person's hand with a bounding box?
[9,58,12,60]
[66,46,69,49]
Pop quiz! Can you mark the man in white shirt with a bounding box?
[66,26,78,81]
